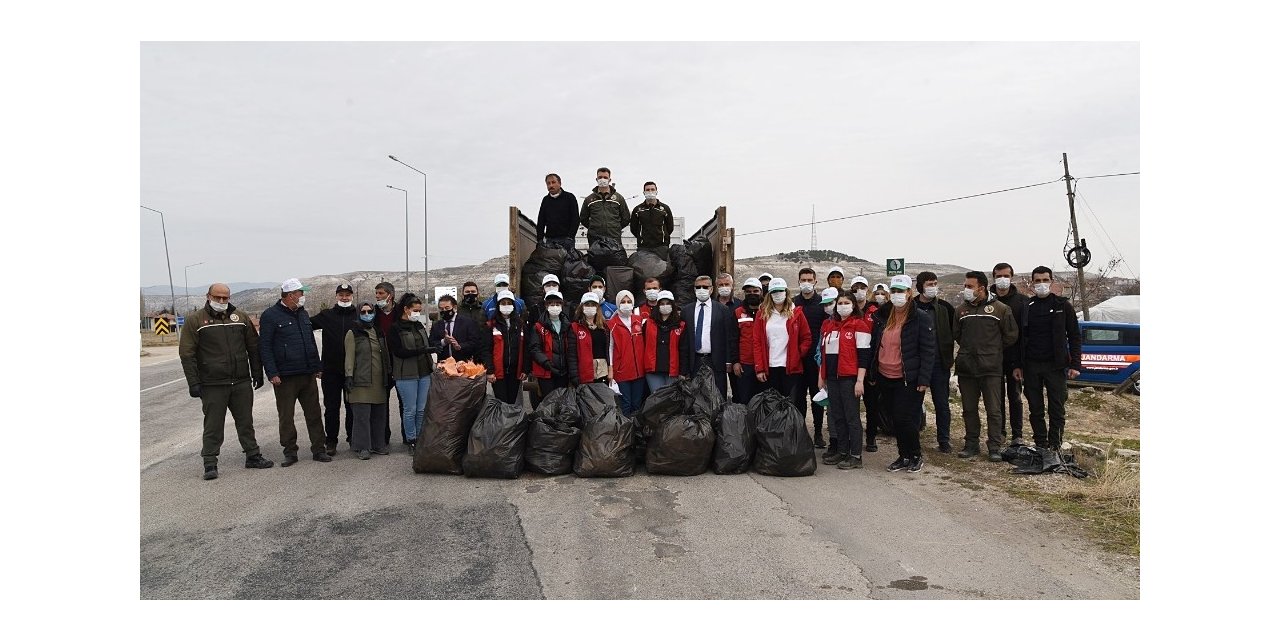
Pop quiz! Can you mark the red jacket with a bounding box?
[608,313,646,382]
[486,318,524,379]
[644,318,686,375]
[818,315,873,379]
[735,306,758,367]
[637,302,659,320]
[753,306,813,376]
[571,321,601,384]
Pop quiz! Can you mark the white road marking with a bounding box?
[141,378,186,393]
[142,357,180,367]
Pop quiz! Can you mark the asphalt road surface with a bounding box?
[140,346,1138,599]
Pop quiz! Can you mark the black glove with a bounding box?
[252,378,264,390]
[344,377,354,393]
[188,384,202,398]
[550,365,566,378]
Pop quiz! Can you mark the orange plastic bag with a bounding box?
[437,357,487,379]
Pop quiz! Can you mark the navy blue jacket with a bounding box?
[259,300,323,379]
[429,313,484,362]
[867,304,937,388]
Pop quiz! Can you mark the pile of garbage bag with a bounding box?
[413,370,489,474]
[1000,445,1090,478]
[587,238,629,272]
[628,249,673,294]
[636,366,722,475]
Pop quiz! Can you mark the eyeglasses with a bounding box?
[209,296,230,302]
[694,285,711,290]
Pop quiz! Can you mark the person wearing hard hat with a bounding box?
[485,290,527,404]
[483,273,526,321]
[752,278,813,397]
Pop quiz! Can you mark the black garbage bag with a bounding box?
[524,387,582,475]
[636,367,721,475]
[1001,445,1090,478]
[541,237,577,253]
[605,266,634,302]
[713,403,753,474]
[748,389,817,476]
[684,233,714,280]
[667,244,699,304]
[524,245,568,279]
[573,383,635,477]
[561,276,593,307]
[562,258,593,279]
[686,363,724,417]
[462,399,528,479]
[413,371,489,474]
[628,248,673,292]
[587,237,628,271]
[521,270,554,302]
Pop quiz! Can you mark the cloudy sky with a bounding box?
[140,42,1138,288]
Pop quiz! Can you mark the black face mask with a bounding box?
[441,310,455,320]
[744,294,762,307]
[463,294,478,305]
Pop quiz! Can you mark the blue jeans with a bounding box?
[395,375,430,442]
[617,379,647,416]
[918,361,953,444]
[646,373,677,394]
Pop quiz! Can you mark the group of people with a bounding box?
[181,260,1082,481]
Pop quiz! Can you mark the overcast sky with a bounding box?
[140,42,1138,289]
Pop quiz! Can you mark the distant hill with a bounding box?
[141,282,279,295]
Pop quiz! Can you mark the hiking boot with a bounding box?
[280,454,300,467]
[957,445,980,459]
[245,454,274,469]
[312,452,333,462]
[838,455,863,470]
[887,457,909,472]
[202,465,218,481]
[938,441,953,454]
[356,449,371,460]
[906,456,924,473]
[371,448,390,456]
[821,450,843,465]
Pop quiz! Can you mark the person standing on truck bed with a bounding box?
[580,166,630,247]
[992,262,1030,446]
[629,181,674,259]
[1015,266,1082,451]
[535,173,578,251]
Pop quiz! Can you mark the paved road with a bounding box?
[140,347,1138,599]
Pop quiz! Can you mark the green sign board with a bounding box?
[886,258,905,276]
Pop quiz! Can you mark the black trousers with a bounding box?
[766,367,798,397]
[875,374,924,459]
[1022,360,1068,449]
[320,370,353,445]
[736,364,761,405]
[793,359,826,439]
[863,382,883,444]
[492,374,523,404]
[1002,368,1024,440]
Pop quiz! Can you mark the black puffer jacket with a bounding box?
[312,303,361,373]
[996,285,1029,372]
[868,304,937,388]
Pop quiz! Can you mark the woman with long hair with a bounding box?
[344,302,392,459]
[867,275,937,473]
[572,292,610,384]
[386,293,435,453]
[643,290,686,393]
[752,278,813,397]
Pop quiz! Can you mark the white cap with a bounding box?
[656,290,675,302]
[544,290,564,301]
[820,287,840,304]
[281,278,310,293]
[827,266,844,278]
[743,277,762,290]
[890,274,913,290]
[542,273,560,285]
[494,274,511,285]
[850,275,869,287]
[497,290,515,302]
[580,291,600,305]
[874,283,888,292]
[768,278,788,292]
[759,272,774,280]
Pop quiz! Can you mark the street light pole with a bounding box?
[140,206,177,317]
[386,185,410,291]
[184,261,205,313]
[388,155,428,296]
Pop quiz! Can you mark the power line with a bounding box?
[1073,185,1137,280]
[1075,171,1140,180]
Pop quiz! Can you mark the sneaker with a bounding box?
[280,454,300,467]
[357,449,372,460]
[838,455,863,470]
[244,454,275,469]
[371,448,390,456]
[325,444,338,457]
[906,456,924,473]
[407,441,417,454]
[821,450,842,465]
[887,457,909,472]
[938,441,953,454]
[957,446,980,459]
[313,452,333,462]
[865,441,879,453]
[202,465,218,481]
[813,437,827,449]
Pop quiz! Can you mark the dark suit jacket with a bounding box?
[429,314,483,362]
[679,300,740,376]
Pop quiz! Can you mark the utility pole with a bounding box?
[1063,153,1089,320]
[810,205,817,252]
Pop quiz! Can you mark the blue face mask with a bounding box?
[359,312,375,323]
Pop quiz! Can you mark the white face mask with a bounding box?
[799,282,815,294]
[597,177,610,187]
[695,288,711,302]
[923,286,939,299]
[837,303,854,317]
[874,294,887,304]
[547,305,562,317]
[409,311,423,322]
[296,295,306,307]
[545,286,559,295]
[771,291,787,304]
[499,304,514,316]
[658,304,673,315]
[823,303,835,315]
[375,298,389,308]
[209,301,228,313]
[717,286,732,298]
[854,290,867,302]
[1033,282,1052,297]
[583,306,598,318]
[962,288,977,302]
[644,190,658,200]
[591,287,606,297]
[495,285,509,294]
[645,289,660,301]
[618,303,634,314]
[890,292,908,307]
[336,300,352,308]
[995,276,1012,290]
